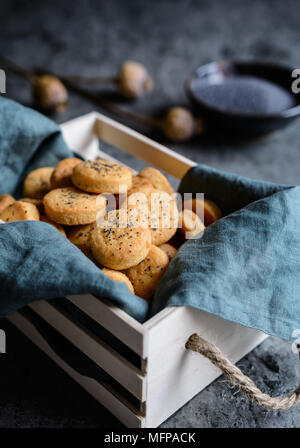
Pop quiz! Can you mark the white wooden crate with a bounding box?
[7,112,267,428]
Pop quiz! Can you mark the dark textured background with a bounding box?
[0,0,300,428]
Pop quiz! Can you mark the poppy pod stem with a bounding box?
[0,54,203,141]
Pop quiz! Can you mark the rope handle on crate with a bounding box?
[185,333,300,410]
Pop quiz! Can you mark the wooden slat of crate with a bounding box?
[7,311,145,428]
[60,111,100,160]
[143,306,267,428]
[66,295,147,358]
[95,114,196,179]
[29,301,147,401]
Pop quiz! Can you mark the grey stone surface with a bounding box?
[0,0,300,428]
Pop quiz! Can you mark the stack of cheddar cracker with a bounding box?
[0,158,221,299]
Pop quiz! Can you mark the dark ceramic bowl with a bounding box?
[186,61,300,138]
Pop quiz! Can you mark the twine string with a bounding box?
[186,333,300,410]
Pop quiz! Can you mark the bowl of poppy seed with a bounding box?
[186,60,300,138]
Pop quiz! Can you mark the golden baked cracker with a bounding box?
[139,167,174,195]
[159,243,178,261]
[0,194,15,214]
[43,187,106,225]
[102,268,135,294]
[126,245,169,299]
[72,160,132,194]
[51,157,82,189]
[91,207,151,270]
[0,201,40,222]
[183,198,222,226]
[23,167,54,199]
[178,209,205,241]
[68,223,94,259]
[148,191,179,245]
[20,197,44,214]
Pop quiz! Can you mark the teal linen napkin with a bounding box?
[0,97,72,196]
[151,165,300,342]
[0,97,148,322]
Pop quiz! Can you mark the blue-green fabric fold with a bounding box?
[152,165,300,342]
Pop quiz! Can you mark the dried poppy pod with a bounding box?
[33,74,68,113]
[62,60,153,100]
[32,71,199,142]
[119,61,153,99]
[163,107,198,142]
[0,56,204,141]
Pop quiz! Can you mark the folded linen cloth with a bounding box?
[152,165,300,342]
